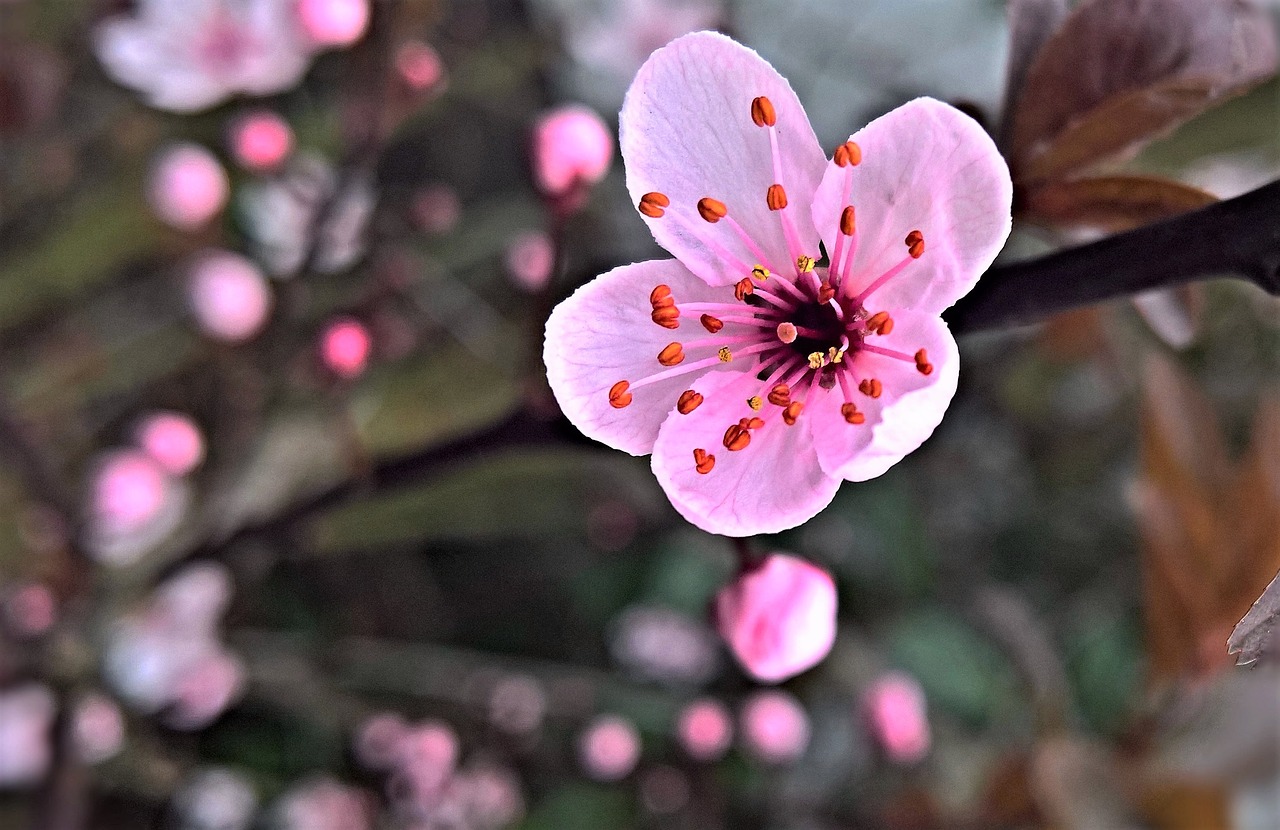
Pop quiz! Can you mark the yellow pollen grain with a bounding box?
[718,347,733,363]
[747,396,763,411]
[808,352,826,370]
[751,264,770,281]
[796,255,815,273]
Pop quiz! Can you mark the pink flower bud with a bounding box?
[189,251,273,343]
[90,450,169,536]
[676,698,732,761]
[396,721,459,797]
[395,41,445,93]
[863,672,930,764]
[166,649,245,730]
[354,712,409,771]
[228,110,294,172]
[714,553,837,683]
[147,143,228,230]
[0,684,56,786]
[297,0,370,47]
[320,317,371,379]
[71,693,125,765]
[135,411,204,477]
[531,105,613,198]
[505,231,555,292]
[740,689,809,765]
[578,714,640,782]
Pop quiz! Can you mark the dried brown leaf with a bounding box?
[1010,0,1278,183]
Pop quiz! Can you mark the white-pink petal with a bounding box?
[811,97,1012,316]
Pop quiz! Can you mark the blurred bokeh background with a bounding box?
[0,0,1278,828]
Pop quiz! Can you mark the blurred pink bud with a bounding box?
[395,41,445,93]
[71,693,125,765]
[297,0,370,47]
[2,582,56,639]
[166,649,245,730]
[397,721,459,796]
[488,674,546,735]
[156,562,233,627]
[453,764,524,827]
[676,698,732,762]
[740,690,809,765]
[714,553,837,683]
[863,672,930,764]
[0,684,56,786]
[531,105,613,198]
[354,712,409,771]
[411,184,461,235]
[189,251,273,343]
[135,411,205,477]
[228,110,294,172]
[578,714,640,782]
[505,231,555,292]
[320,317,372,379]
[91,450,169,536]
[148,143,229,230]
[279,778,374,830]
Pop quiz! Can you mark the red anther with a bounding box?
[782,401,803,426]
[915,348,933,375]
[651,306,680,328]
[657,342,685,366]
[818,283,836,304]
[833,141,862,167]
[723,423,751,451]
[649,284,672,306]
[638,192,670,218]
[734,278,754,302]
[879,315,894,335]
[841,402,865,424]
[677,389,704,414]
[608,380,632,409]
[767,184,788,211]
[859,378,883,398]
[767,383,791,406]
[840,205,856,236]
[743,417,765,430]
[697,197,728,223]
[700,314,724,333]
[914,348,929,364]
[693,447,716,474]
[905,229,925,258]
[750,96,777,127]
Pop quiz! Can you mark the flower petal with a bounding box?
[812,98,1012,315]
[808,309,958,481]
[621,31,827,287]
[544,259,736,456]
[651,370,840,536]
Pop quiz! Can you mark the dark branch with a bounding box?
[947,178,1280,334]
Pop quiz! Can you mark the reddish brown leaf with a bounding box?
[1010,0,1278,183]
[1001,0,1071,143]
[1022,175,1218,232]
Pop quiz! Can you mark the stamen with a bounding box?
[752,265,770,281]
[734,278,754,302]
[851,233,925,304]
[723,423,751,451]
[906,229,925,259]
[767,184,787,211]
[866,311,890,333]
[833,141,862,167]
[776,322,797,344]
[796,255,815,273]
[840,206,856,236]
[747,395,763,411]
[718,346,734,362]
[680,333,761,352]
[680,302,784,317]
[817,283,835,304]
[768,383,791,406]
[697,197,728,223]
[860,343,918,363]
[650,285,672,306]
[677,389,703,414]
[840,402,866,424]
[638,192,670,218]
[915,348,934,375]
[858,378,883,398]
[750,96,777,127]
[658,342,685,366]
[608,380,632,409]
[693,448,715,474]
[651,307,680,328]
[742,416,765,430]
[723,218,780,276]
[629,342,785,391]
[782,401,803,426]
[808,352,827,370]
[765,126,805,265]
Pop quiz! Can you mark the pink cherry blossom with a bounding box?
[676,698,733,761]
[0,684,56,787]
[277,778,374,830]
[714,552,836,683]
[94,0,314,113]
[135,411,205,477]
[544,32,1012,536]
[395,40,446,93]
[354,712,409,771]
[739,689,809,764]
[578,714,641,781]
[228,110,294,172]
[505,230,556,292]
[1,582,57,639]
[531,105,614,198]
[320,317,372,378]
[189,250,274,343]
[297,0,371,48]
[147,143,229,231]
[863,671,931,764]
[71,693,126,765]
